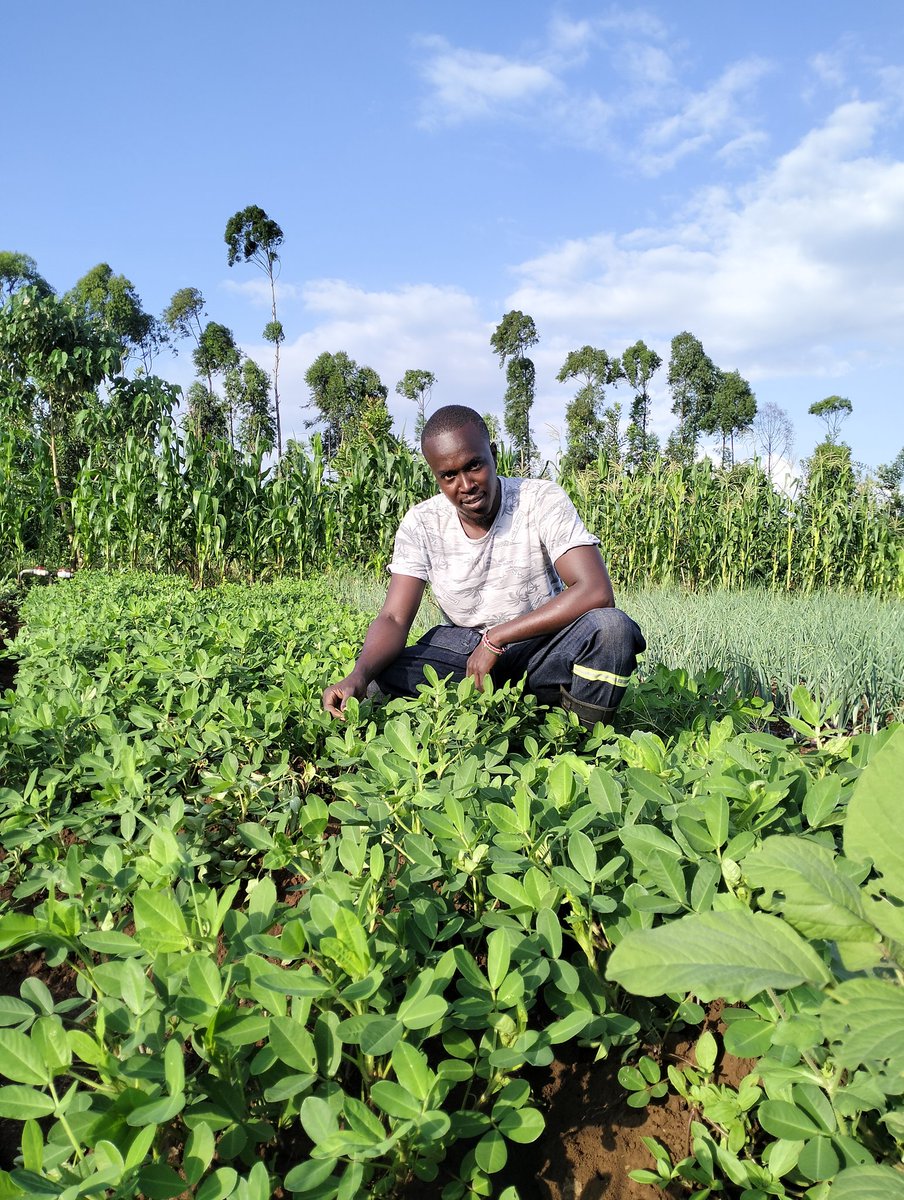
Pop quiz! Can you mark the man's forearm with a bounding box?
[487,579,613,648]
[348,614,410,684]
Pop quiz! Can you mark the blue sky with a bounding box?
[4,1,903,476]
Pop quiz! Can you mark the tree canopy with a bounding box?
[491,311,540,473]
[809,395,852,443]
[225,205,286,454]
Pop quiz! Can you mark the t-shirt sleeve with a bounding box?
[387,509,430,580]
[535,483,600,563]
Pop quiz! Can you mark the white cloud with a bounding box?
[414,16,772,173]
[808,49,848,90]
[504,99,904,380]
[416,36,558,127]
[639,57,772,174]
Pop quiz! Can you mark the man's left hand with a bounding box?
[466,639,500,691]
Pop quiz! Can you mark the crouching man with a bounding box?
[322,405,645,729]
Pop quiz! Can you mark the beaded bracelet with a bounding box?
[482,632,506,656]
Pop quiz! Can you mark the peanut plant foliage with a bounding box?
[0,573,902,1199]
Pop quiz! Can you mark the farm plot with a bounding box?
[0,573,902,1200]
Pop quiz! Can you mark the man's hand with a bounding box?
[465,639,499,692]
[322,672,368,719]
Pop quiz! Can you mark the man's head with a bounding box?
[421,405,500,532]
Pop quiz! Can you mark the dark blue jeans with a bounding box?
[377,608,645,717]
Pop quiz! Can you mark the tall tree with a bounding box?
[665,331,717,466]
[749,401,794,477]
[490,310,539,473]
[701,369,756,467]
[66,263,165,374]
[876,447,904,518]
[0,251,51,300]
[556,345,620,472]
[395,369,436,440]
[621,340,662,471]
[163,287,206,350]
[808,394,852,444]
[185,380,228,444]
[0,284,120,531]
[482,412,501,442]
[193,322,240,444]
[305,350,389,457]
[225,205,285,455]
[225,359,274,454]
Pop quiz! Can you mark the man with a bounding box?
[322,405,645,728]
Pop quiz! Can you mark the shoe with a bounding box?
[560,686,616,730]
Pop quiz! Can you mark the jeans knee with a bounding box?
[576,608,645,658]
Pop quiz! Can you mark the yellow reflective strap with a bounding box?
[572,664,631,688]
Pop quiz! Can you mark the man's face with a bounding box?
[422,422,500,531]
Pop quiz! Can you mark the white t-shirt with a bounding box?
[388,476,599,630]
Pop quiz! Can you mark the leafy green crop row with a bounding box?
[3,417,902,593]
[0,574,901,1199]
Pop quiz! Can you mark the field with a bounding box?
[1,572,903,1200]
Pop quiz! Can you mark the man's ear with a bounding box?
[490,442,498,462]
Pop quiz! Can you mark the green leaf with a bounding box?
[0,996,35,1027]
[486,874,533,912]
[744,836,876,942]
[486,929,511,992]
[370,1080,423,1120]
[535,908,562,958]
[844,725,904,889]
[497,1106,545,1144]
[606,909,832,1001]
[21,1120,42,1173]
[283,1158,337,1192]
[320,908,371,980]
[568,830,597,882]
[830,1164,904,1199]
[821,977,904,1074]
[356,1015,403,1057]
[475,1129,508,1173]
[383,715,419,760]
[126,1090,185,1126]
[397,993,447,1031]
[620,824,682,862]
[186,956,222,1009]
[183,1122,215,1186]
[0,1085,54,1119]
[195,1167,238,1200]
[391,1042,433,1102]
[544,1011,591,1044]
[269,1018,317,1074]
[802,776,842,828]
[301,1096,340,1144]
[797,1136,839,1182]
[133,890,190,954]
[135,1164,186,1199]
[703,793,729,849]
[757,1100,821,1140]
[722,1017,774,1058]
[0,1031,46,1085]
[164,1038,184,1096]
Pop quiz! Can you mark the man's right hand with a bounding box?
[322,672,368,719]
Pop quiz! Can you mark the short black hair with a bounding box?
[421,405,490,450]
